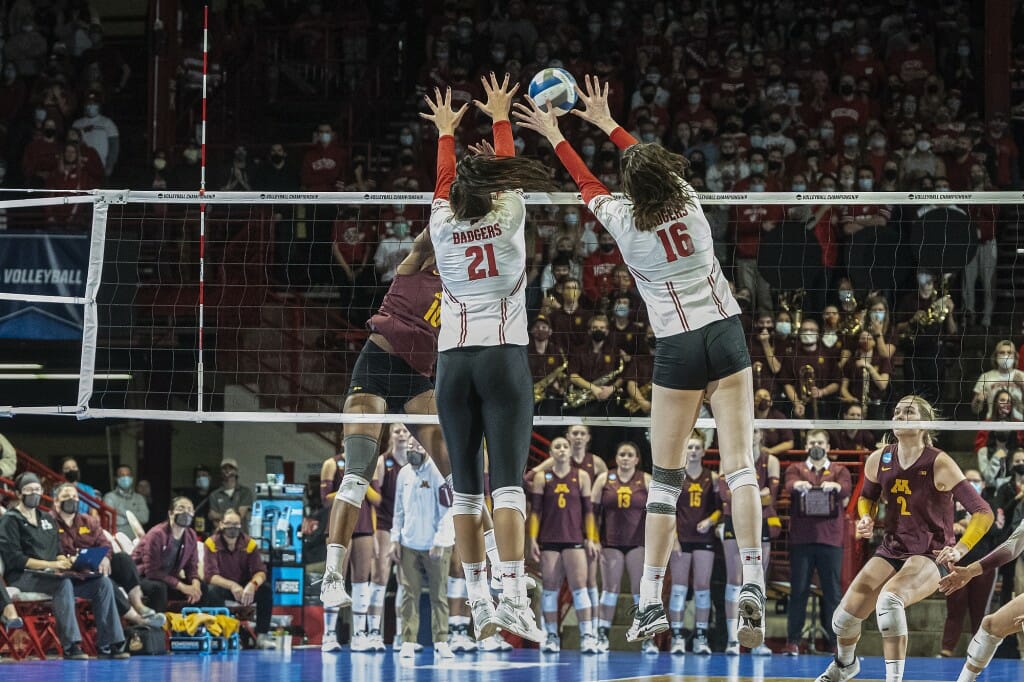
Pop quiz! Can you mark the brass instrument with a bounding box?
[533,355,568,404]
[623,382,653,414]
[900,273,953,342]
[778,289,806,337]
[861,364,870,413]
[838,292,862,336]
[564,359,625,409]
[799,363,819,420]
[753,360,763,389]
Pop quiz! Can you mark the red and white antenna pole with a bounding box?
[197,2,209,415]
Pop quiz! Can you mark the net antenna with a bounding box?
[197,1,211,415]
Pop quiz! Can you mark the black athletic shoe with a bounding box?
[63,643,89,660]
[737,582,766,649]
[625,602,669,642]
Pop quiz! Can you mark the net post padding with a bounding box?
[76,199,110,413]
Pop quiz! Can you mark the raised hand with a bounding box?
[570,74,618,134]
[512,96,564,145]
[467,139,497,156]
[473,71,519,121]
[419,87,469,137]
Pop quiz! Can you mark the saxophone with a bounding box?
[779,289,806,338]
[623,382,653,414]
[861,364,870,412]
[564,358,625,409]
[901,273,953,342]
[533,355,568,404]
[800,364,819,419]
[838,292,863,336]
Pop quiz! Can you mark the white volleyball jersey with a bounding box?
[429,191,529,351]
[588,189,741,338]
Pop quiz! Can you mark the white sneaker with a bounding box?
[642,638,660,655]
[319,569,352,608]
[581,632,600,654]
[737,583,766,650]
[753,643,772,656]
[816,657,861,682]
[399,641,417,658]
[368,629,386,652]
[255,633,277,650]
[321,633,342,653]
[541,632,560,653]
[725,640,740,656]
[670,635,686,655]
[470,598,499,640]
[492,597,545,643]
[350,631,374,652]
[434,641,455,659]
[478,634,506,651]
[597,627,610,653]
[452,628,478,653]
[691,633,711,655]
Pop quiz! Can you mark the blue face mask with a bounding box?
[196,475,210,489]
[118,475,133,490]
[791,182,807,192]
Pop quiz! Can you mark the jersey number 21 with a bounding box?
[466,244,499,280]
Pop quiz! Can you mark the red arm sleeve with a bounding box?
[434,135,456,201]
[609,126,638,150]
[554,141,610,206]
[493,120,514,157]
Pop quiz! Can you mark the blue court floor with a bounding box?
[2,648,1021,681]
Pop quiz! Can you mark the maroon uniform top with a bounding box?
[53,511,112,556]
[548,306,591,351]
[748,337,782,394]
[529,342,567,386]
[571,451,601,482]
[758,409,795,450]
[369,268,442,378]
[538,469,585,545]
[782,344,841,391]
[568,343,622,382]
[133,522,200,588]
[785,460,852,547]
[843,352,893,402]
[874,444,955,561]
[203,532,267,584]
[830,429,878,451]
[600,469,647,548]
[375,455,405,532]
[607,320,646,358]
[329,459,375,536]
[676,467,719,543]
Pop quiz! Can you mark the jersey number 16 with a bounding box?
[656,222,695,262]
[466,244,499,280]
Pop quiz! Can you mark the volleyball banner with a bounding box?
[0,233,88,340]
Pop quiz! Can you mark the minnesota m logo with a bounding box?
[890,479,912,495]
[554,483,571,494]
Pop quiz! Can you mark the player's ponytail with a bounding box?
[621,143,696,231]
[450,155,557,221]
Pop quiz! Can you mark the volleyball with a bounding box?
[528,68,578,116]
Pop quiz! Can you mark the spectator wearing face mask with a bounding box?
[826,74,870,140]
[208,458,254,526]
[899,132,946,186]
[184,465,215,535]
[103,465,150,540]
[782,430,851,656]
[894,269,958,406]
[704,138,750,192]
[783,318,841,419]
[545,278,591,350]
[22,116,63,187]
[374,218,414,285]
[606,293,645,359]
[301,122,347,191]
[60,456,100,515]
[839,330,892,421]
[984,113,1020,189]
[823,129,864,176]
[862,295,897,361]
[752,388,794,456]
[0,473,127,660]
[203,509,274,648]
[581,230,623,304]
[841,38,885,95]
[748,314,783,395]
[133,496,206,612]
[975,390,1024,489]
[972,341,1024,420]
[71,93,119,177]
[730,176,782,316]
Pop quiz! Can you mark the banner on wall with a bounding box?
[0,233,89,340]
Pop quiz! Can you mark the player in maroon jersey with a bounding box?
[528,437,599,654]
[319,451,378,652]
[938,516,1024,682]
[719,429,779,656]
[668,431,720,655]
[590,441,651,654]
[815,396,993,682]
[528,422,608,635]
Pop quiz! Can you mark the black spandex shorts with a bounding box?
[654,315,751,390]
[540,542,584,552]
[347,339,434,413]
[678,541,716,553]
[723,516,771,543]
[875,552,950,578]
[602,545,641,555]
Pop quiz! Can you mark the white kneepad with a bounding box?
[832,605,862,639]
[724,467,758,492]
[451,492,484,516]
[492,486,527,518]
[724,584,740,603]
[600,591,619,609]
[875,592,907,638]
[338,474,370,507]
[541,589,560,613]
[966,627,1002,669]
[694,589,711,609]
[571,588,592,611]
[669,585,688,612]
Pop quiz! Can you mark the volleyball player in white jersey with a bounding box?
[421,75,556,643]
[514,75,766,648]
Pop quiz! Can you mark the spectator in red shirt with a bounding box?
[674,83,714,131]
[984,113,1020,189]
[203,509,274,647]
[582,230,623,305]
[731,177,784,316]
[886,26,936,94]
[827,74,870,139]
[301,122,347,191]
[21,117,61,187]
[46,143,96,229]
[841,37,886,95]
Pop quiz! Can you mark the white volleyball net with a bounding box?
[0,189,1021,441]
